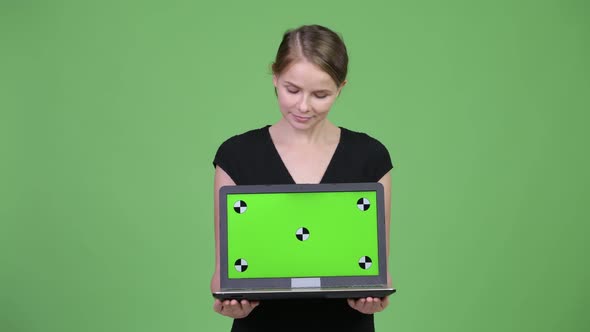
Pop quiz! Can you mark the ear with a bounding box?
[337,79,348,94]
[272,74,279,97]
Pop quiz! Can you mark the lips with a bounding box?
[292,114,312,122]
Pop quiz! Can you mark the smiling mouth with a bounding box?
[293,114,312,120]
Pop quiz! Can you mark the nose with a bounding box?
[297,94,310,113]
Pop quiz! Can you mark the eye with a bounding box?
[286,88,299,94]
[315,94,328,99]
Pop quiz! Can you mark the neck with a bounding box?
[272,118,338,145]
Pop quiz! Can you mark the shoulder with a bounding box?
[340,127,389,153]
[339,127,393,177]
[215,125,270,159]
[213,125,271,170]
[212,125,275,184]
[218,125,270,149]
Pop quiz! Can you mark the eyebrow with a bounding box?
[284,81,333,93]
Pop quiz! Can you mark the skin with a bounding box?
[212,59,393,318]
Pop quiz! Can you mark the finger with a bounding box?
[350,298,364,311]
[240,300,254,311]
[362,297,377,314]
[353,299,363,309]
[227,299,244,314]
[349,298,383,314]
[361,298,374,313]
[371,298,384,312]
[347,298,355,308]
[365,299,375,313]
[217,301,240,317]
[213,299,223,313]
[244,300,261,309]
[350,298,365,313]
[367,297,388,313]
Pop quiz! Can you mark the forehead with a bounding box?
[278,60,338,90]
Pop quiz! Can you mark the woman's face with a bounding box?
[273,60,345,130]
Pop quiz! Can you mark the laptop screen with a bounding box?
[225,190,380,279]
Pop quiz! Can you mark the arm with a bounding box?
[381,171,393,288]
[348,171,392,314]
[210,166,235,293]
[211,166,259,318]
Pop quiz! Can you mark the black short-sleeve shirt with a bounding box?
[212,125,393,332]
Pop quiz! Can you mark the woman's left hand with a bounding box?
[347,296,389,314]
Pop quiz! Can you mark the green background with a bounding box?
[1,0,588,331]
[226,191,379,278]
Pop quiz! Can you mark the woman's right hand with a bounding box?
[213,299,260,319]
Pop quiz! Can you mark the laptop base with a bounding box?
[213,287,396,301]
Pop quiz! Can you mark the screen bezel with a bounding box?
[218,182,388,289]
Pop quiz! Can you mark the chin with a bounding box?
[286,117,317,129]
[287,120,312,130]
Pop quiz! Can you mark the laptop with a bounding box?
[212,182,396,300]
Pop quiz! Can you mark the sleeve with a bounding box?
[370,138,393,181]
[212,136,239,181]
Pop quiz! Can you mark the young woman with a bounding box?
[211,24,393,332]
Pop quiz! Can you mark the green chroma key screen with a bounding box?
[226,191,379,279]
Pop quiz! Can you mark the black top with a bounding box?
[213,125,393,332]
